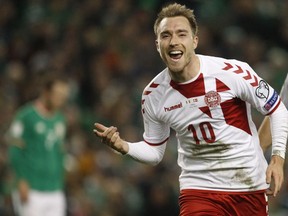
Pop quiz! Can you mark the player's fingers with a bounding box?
[104,127,118,139]
[265,168,273,196]
[110,132,120,143]
[273,174,283,197]
[93,124,116,142]
[94,123,108,132]
[273,184,280,197]
[93,123,109,138]
[273,189,279,197]
[265,188,273,196]
[266,168,272,184]
[102,126,116,137]
[272,179,279,197]
[93,129,102,138]
[100,127,117,145]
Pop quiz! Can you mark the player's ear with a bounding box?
[155,40,160,53]
[193,35,198,50]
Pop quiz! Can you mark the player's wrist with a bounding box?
[271,150,286,161]
[114,140,128,155]
[270,155,285,168]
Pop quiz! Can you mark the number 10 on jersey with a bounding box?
[188,122,216,144]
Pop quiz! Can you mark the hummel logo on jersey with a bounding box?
[164,102,183,112]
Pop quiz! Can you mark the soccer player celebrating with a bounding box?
[94,3,288,215]
[7,74,70,216]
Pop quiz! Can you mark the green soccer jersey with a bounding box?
[8,103,66,191]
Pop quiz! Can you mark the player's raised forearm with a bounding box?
[93,123,166,164]
[93,123,129,154]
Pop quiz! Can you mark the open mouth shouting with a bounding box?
[169,50,183,62]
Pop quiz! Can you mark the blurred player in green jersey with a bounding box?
[7,74,70,216]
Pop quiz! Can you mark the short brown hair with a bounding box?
[34,73,68,94]
[42,74,68,91]
[154,3,198,36]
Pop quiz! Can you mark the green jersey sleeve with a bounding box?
[8,112,29,181]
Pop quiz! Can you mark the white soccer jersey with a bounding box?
[280,74,288,108]
[141,54,282,192]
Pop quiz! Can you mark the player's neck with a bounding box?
[34,98,56,118]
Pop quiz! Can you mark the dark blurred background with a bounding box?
[0,0,287,215]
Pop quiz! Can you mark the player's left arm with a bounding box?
[265,102,287,197]
[228,61,288,197]
[258,73,288,153]
[257,74,288,196]
[264,74,288,196]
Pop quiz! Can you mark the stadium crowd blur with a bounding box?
[0,0,288,215]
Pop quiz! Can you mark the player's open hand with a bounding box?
[93,123,128,154]
[265,155,284,197]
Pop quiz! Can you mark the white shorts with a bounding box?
[12,189,66,216]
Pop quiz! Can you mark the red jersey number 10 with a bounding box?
[188,122,216,144]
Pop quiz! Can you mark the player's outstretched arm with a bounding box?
[93,123,167,165]
[93,123,129,155]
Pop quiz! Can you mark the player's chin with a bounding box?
[168,65,184,73]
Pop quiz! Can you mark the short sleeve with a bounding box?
[141,94,170,145]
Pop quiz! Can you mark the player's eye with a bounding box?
[161,34,170,39]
